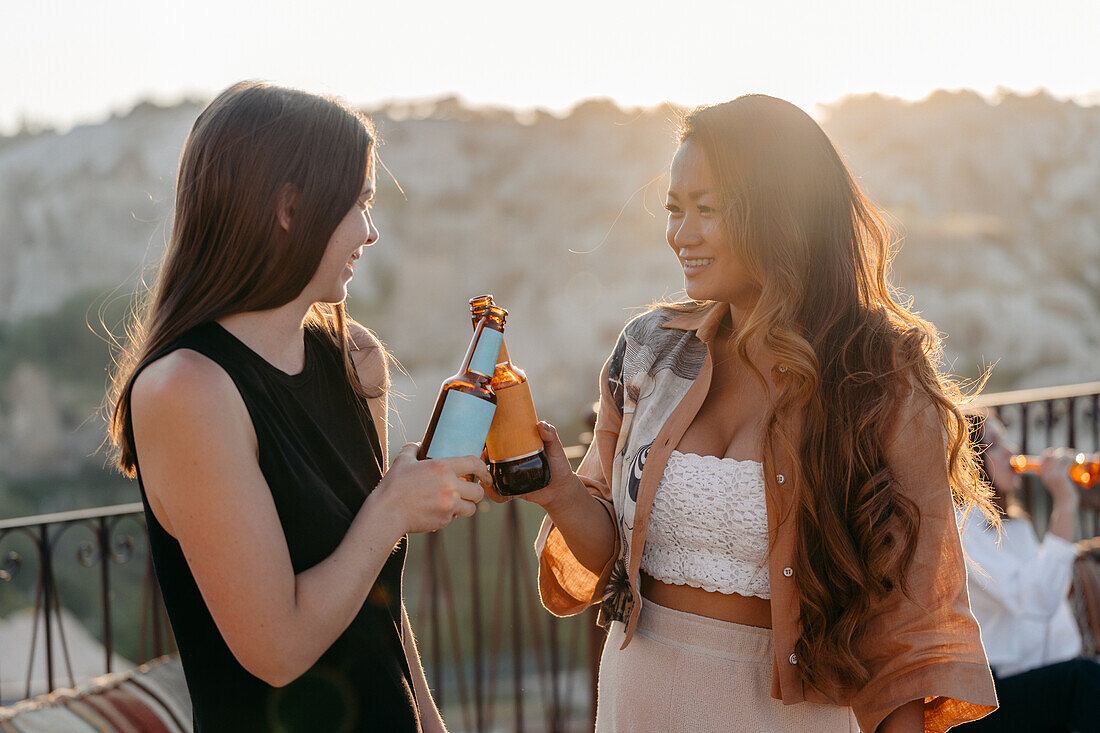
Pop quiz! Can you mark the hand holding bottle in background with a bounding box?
[1009,446,1086,543]
[1010,450,1099,489]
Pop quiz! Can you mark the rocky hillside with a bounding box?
[0,90,1097,480]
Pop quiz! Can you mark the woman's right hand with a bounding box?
[373,443,490,534]
[483,420,586,509]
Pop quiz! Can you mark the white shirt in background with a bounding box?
[958,512,1082,678]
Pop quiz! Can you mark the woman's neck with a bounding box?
[720,303,775,374]
[217,301,311,374]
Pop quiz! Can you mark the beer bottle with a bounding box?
[469,295,552,496]
[1009,453,1099,488]
[418,305,507,460]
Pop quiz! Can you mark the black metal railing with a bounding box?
[407,487,598,733]
[0,452,596,729]
[974,381,1100,537]
[1,382,1098,728]
[0,503,173,705]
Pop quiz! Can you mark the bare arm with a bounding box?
[527,353,625,616]
[132,349,489,687]
[483,418,616,574]
[1041,448,1081,544]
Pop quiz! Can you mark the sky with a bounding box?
[2,0,1098,134]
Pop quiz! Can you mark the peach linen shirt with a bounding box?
[535,302,997,732]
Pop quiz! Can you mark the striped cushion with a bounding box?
[0,656,191,732]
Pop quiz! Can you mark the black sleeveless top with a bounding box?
[133,322,420,732]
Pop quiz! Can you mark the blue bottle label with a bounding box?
[468,328,503,378]
[425,390,497,459]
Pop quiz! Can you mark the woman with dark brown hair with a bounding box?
[106,82,487,731]
[512,95,1000,731]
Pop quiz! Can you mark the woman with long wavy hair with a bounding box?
[510,95,999,731]
[106,82,488,731]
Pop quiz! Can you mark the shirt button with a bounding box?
[789,653,798,665]
[776,473,786,484]
[783,567,793,577]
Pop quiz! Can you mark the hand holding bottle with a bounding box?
[372,443,489,534]
[508,420,618,576]
[485,420,588,508]
[1040,447,1082,509]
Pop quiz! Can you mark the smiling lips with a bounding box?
[346,248,363,271]
[677,247,714,271]
[681,257,714,268]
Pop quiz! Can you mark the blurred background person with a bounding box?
[958,412,1100,732]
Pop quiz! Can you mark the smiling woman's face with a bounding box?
[306,175,378,305]
[665,141,758,310]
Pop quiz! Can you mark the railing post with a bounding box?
[1091,394,1099,450]
[0,545,19,704]
[1019,403,1033,515]
[469,512,484,731]
[428,531,443,710]
[98,517,114,674]
[588,607,603,729]
[508,501,524,733]
[39,524,54,693]
[548,604,560,732]
[1066,396,1077,449]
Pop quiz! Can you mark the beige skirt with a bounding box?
[595,601,858,733]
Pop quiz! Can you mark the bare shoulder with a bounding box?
[131,349,249,432]
[346,319,390,396]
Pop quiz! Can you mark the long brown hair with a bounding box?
[674,96,996,692]
[107,81,377,476]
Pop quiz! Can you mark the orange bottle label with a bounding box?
[485,380,543,461]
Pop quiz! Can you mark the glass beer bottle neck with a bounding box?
[490,360,527,390]
[462,316,505,380]
[442,375,495,399]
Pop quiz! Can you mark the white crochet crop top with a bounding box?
[639,450,771,598]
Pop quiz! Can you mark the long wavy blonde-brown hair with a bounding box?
[675,96,995,692]
[107,82,378,476]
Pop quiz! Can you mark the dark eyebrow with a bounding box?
[666,189,711,201]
